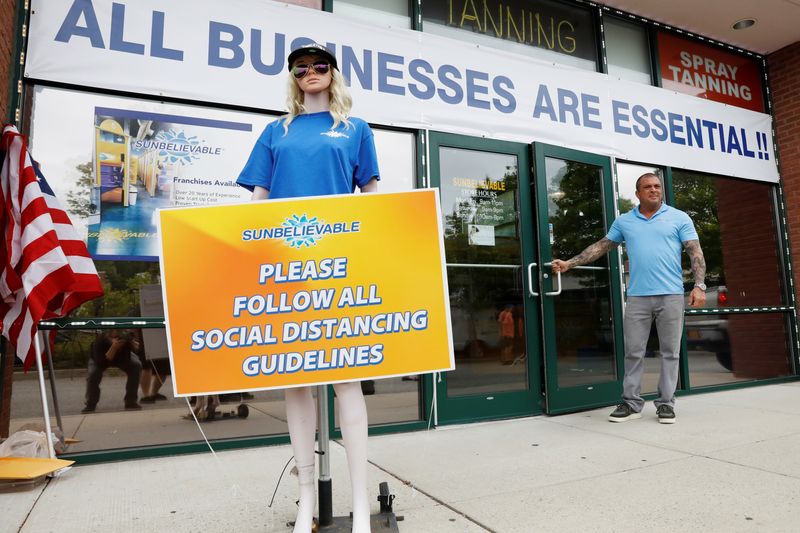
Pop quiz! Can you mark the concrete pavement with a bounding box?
[4,382,800,532]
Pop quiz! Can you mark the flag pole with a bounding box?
[33,331,55,459]
[43,336,64,437]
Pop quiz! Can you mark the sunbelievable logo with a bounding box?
[132,129,223,165]
[242,214,361,248]
[321,130,349,139]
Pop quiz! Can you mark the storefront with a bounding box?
[2,0,798,462]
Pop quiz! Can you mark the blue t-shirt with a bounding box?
[606,203,698,296]
[236,112,380,199]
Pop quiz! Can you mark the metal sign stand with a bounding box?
[311,385,401,532]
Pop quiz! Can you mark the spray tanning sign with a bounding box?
[158,189,454,396]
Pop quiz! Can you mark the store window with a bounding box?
[672,169,792,386]
[333,0,411,28]
[604,17,652,85]
[438,146,527,395]
[370,129,417,193]
[15,87,423,453]
[422,0,598,71]
[672,170,785,308]
[685,313,792,387]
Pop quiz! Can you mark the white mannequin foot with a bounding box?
[293,464,315,533]
[333,382,371,533]
[351,501,371,533]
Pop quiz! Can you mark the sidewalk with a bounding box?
[4,382,800,533]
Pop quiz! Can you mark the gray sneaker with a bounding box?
[608,403,642,422]
[656,404,676,424]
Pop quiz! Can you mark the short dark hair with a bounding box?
[635,173,661,191]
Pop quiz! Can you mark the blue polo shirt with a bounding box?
[236,111,380,199]
[606,203,698,296]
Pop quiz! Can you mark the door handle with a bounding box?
[527,262,539,296]
[543,262,562,296]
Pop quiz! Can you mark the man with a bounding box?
[552,173,706,424]
[498,304,516,364]
[82,329,143,413]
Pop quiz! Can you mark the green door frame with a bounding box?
[429,131,542,424]
[532,143,626,414]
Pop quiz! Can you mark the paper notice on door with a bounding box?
[468,224,495,246]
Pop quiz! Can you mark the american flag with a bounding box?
[1,124,103,370]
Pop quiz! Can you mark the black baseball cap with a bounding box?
[287,43,338,71]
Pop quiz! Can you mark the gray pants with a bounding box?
[622,295,684,412]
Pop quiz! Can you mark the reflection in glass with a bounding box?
[673,171,785,308]
[447,266,528,396]
[439,146,528,396]
[546,158,616,386]
[9,275,288,452]
[686,313,792,387]
[440,147,520,266]
[336,378,422,427]
[10,356,288,453]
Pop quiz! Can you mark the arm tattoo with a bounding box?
[683,239,706,284]
[568,237,619,268]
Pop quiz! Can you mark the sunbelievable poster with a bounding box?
[90,107,256,260]
[158,189,454,396]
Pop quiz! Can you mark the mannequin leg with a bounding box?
[333,382,370,533]
[285,386,317,533]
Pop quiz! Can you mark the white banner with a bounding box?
[26,0,779,182]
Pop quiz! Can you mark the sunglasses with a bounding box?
[291,62,331,79]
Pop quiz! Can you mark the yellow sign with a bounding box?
[159,190,454,396]
[0,458,74,480]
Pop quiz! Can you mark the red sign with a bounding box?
[657,31,764,113]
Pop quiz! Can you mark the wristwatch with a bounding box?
[694,283,707,291]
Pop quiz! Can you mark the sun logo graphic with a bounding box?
[282,214,324,248]
[321,130,349,139]
[156,130,200,164]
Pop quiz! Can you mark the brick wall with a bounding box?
[769,42,800,306]
[0,0,16,438]
[0,0,16,123]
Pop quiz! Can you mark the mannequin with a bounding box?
[237,43,378,533]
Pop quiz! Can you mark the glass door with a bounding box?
[430,133,541,423]
[533,143,625,414]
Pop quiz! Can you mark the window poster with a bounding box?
[90,107,257,260]
[28,87,272,261]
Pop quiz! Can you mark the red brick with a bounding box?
[0,0,17,123]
